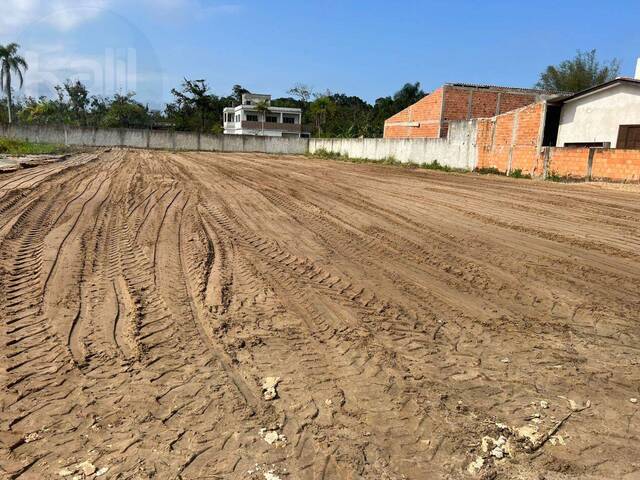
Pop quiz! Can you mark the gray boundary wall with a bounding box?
[0,123,309,155]
[1,121,477,168]
[309,120,478,170]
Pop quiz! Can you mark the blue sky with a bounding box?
[2,0,639,108]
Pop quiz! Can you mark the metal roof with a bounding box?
[444,82,562,94]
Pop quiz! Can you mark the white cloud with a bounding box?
[0,0,110,35]
[137,0,243,20]
[0,0,242,37]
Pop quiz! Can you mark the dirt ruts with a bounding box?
[1,149,639,479]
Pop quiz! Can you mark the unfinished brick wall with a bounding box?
[591,149,640,180]
[477,104,640,181]
[384,84,540,139]
[441,87,537,138]
[476,102,546,174]
[385,90,640,181]
[383,88,443,138]
[546,148,590,178]
[547,148,640,181]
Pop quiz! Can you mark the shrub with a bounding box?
[508,168,531,179]
[0,137,68,155]
[474,166,503,175]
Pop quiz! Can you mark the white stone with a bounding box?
[261,376,281,401]
[77,461,96,476]
[263,431,279,445]
[467,456,484,475]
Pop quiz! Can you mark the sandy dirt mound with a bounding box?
[0,149,639,479]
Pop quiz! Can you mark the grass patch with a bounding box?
[308,149,468,173]
[474,166,503,175]
[0,137,69,156]
[507,168,531,179]
[545,170,581,183]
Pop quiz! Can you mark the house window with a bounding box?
[246,114,258,122]
[266,115,278,123]
[617,125,640,149]
[282,116,296,124]
[226,113,234,122]
[235,115,240,122]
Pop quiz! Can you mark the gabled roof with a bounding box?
[547,77,640,105]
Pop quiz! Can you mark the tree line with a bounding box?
[1,43,622,138]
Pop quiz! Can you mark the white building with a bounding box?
[223,93,306,138]
[553,63,640,148]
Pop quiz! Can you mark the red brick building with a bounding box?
[384,83,552,139]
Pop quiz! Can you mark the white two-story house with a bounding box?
[223,93,306,137]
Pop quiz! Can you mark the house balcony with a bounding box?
[224,121,301,132]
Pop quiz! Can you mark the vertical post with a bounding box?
[507,110,519,175]
[587,148,596,181]
[438,85,447,138]
[542,147,550,179]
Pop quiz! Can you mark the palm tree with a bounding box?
[255,99,270,136]
[0,43,28,124]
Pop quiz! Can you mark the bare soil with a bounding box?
[1,149,639,479]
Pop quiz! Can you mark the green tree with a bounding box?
[0,43,28,124]
[310,95,336,137]
[288,83,312,104]
[254,99,270,135]
[536,49,621,93]
[63,79,89,126]
[232,84,249,105]
[170,79,215,132]
[391,82,425,111]
[100,93,149,128]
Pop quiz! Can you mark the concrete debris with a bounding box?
[631,398,638,404]
[549,435,566,446]
[24,432,40,443]
[540,400,549,409]
[501,358,510,363]
[261,376,281,401]
[515,424,540,445]
[264,431,279,444]
[558,396,591,412]
[482,435,509,459]
[57,461,103,478]
[467,456,485,475]
[259,428,287,446]
[248,463,285,480]
[77,461,96,476]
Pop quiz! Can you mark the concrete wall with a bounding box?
[311,120,477,170]
[0,123,309,155]
[556,83,640,147]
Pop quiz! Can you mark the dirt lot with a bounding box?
[0,149,639,479]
